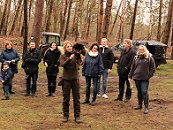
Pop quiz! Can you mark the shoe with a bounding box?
[102,94,108,98]
[51,93,55,97]
[75,117,82,124]
[1,97,9,100]
[90,101,96,106]
[144,108,149,114]
[10,91,15,94]
[46,93,51,97]
[62,117,68,122]
[124,98,130,102]
[114,97,123,101]
[97,94,100,97]
[81,100,90,104]
[25,93,30,96]
[134,105,142,110]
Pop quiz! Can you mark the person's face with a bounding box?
[3,64,8,69]
[65,43,73,52]
[6,43,12,50]
[138,46,145,54]
[101,39,107,47]
[92,45,98,52]
[29,42,36,49]
[51,43,57,50]
[123,42,130,50]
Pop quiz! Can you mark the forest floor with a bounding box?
[0,37,173,130]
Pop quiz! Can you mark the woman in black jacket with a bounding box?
[129,45,156,114]
[43,42,61,97]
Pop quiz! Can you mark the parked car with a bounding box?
[111,40,167,67]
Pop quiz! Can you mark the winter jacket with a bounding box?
[23,48,41,75]
[60,52,80,80]
[43,48,61,76]
[117,48,136,78]
[82,52,104,76]
[0,68,13,85]
[100,47,114,69]
[0,48,20,74]
[129,56,156,80]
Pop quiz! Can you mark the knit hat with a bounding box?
[3,61,9,66]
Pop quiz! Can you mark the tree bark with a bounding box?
[102,0,113,38]
[97,0,103,44]
[31,0,44,48]
[23,0,28,55]
[130,0,138,40]
[157,0,163,41]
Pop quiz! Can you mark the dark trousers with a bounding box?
[134,80,149,107]
[62,79,80,118]
[9,73,14,93]
[117,76,131,99]
[47,75,57,94]
[3,85,10,98]
[26,73,38,94]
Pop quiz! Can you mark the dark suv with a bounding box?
[111,40,167,67]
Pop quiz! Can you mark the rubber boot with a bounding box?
[144,95,149,114]
[134,97,143,110]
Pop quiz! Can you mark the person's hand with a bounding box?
[70,54,75,59]
[11,60,15,63]
[108,69,111,73]
[1,80,4,83]
[128,78,131,82]
[44,62,48,67]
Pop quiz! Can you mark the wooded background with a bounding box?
[0,0,172,51]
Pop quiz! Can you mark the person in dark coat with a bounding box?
[22,42,41,96]
[114,39,136,102]
[43,42,61,97]
[60,41,82,123]
[97,38,114,98]
[0,41,20,94]
[0,61,13,100]
[82,43,104,106]
[129,45,156,114]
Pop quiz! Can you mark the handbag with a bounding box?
[58,76,63,86]
[21,62,26,69]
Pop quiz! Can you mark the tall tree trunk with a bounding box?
[23,0,28,55]
[130,0,138,40]
[0,0,8,35]
[45,0,54,32]
[53,0,60,33]
[162,0,173,45]
[148,0,153,40]
[97,0,103,44]
[157,0,163,41]
[109,0,123,36]
[64,0,73,40]
[9,0,23,35]
[102,0,113,38]
[59,0,68,38]
[74,0,79,41]
[171,23,173,59]
[120,0,126,42]
[28,0,34,21]
[31,0,44,48]
[86,0,95,38]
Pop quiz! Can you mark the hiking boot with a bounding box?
[75,117,82,124]
[51,93,55,97]
[134,105,142,110]
[124,98,130,102]
[46,93,51,97]
[81,99,90,104]
[144,108,149,114]
[114,97,122,101]
[9,91,15,94]
[62,117,68,122]
[90,100,96,106]
[1,97,9,100]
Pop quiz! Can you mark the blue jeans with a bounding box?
[85,76,98,101]
[26,73,38,94]
[3,85,10,98]
[117,76,131,99]
[97,68,108,95]
[134,80,149,106]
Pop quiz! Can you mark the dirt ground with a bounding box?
[0,37,173,130]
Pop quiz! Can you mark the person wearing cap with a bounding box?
[0,61,13,100]
[97,38,114,98]
[22,42,41,96]
[0,41,20,94]
[114,39,136,102]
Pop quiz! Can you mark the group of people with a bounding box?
[0,38,156,124]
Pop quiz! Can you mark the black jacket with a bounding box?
[23,48,41,75]
[100,47,114,69]
[43,48,61,76]
[117,48,136,78]
[0,68,13,86]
